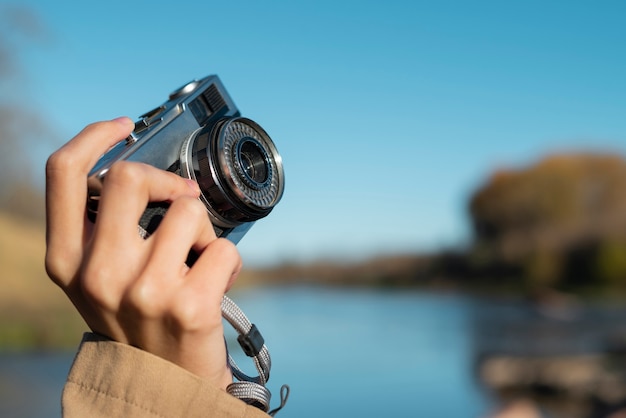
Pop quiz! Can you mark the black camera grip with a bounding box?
[138,202,169,237]
[138,201,200,266]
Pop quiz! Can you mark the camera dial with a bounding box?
[169,80,201,100]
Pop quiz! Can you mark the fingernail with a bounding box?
[184,178,201,194]
[113,116,133,127]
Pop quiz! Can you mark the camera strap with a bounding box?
[221,295,290,416]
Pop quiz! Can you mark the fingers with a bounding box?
[46,117,135,286]
[93,162,201,244]
[143,196,216,277]
[151,196,242,300]
[82,164,201,315]
[111,197,214,320]
[135,197,242,329]
[183,237,242,307]
[161,237,241,339]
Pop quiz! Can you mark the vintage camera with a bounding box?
[87,75,285,245]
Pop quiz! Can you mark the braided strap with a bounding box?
[221,295,288,415]
[226,380,271,411]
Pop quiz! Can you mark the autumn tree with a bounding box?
[468,153,626,289]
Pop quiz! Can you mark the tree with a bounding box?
[0,5,57,223]
[468,153,626,288]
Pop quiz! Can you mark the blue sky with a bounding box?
[7,0,626,266]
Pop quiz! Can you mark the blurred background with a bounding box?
[1,0,626,417]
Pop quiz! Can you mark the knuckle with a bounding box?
[80,262,118,310]
[169,297,199,329]
[46,120,122,176]
[171,196,207,220]
[212,238,241,264]
[124,277,165,318]
[44,249,72,286]
[46,148,76,176]
[169,295,219,332]
[105,161,146,190]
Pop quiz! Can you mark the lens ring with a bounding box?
[217,118,284,210]
[234,137,271,190]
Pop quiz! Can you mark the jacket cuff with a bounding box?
[62,332,269,418]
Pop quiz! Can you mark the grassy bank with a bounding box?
[0,213,86,350]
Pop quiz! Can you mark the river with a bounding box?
[2,285,583,417]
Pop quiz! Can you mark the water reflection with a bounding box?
[473,292,626,418]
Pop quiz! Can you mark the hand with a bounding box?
[45,117,240,389]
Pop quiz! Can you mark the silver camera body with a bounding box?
[87,75,285,245]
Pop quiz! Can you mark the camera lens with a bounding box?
[237,138,269,188]
[185,117,284,226]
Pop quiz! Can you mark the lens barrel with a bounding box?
[186,117,284,226]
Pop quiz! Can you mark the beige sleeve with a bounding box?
[62,333,271,418]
